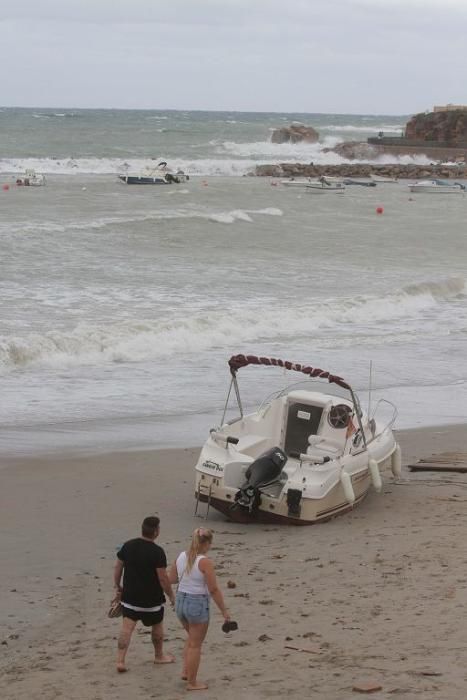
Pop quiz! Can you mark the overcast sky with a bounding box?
[1,0,466,113]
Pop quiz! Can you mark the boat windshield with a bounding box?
[259,378,362,414]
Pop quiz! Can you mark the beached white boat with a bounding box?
[195,355,401,525]
[15,169,46,187]
[118,161,189,185]
[409,179,466,194]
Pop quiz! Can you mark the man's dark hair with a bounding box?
[141,516,160,538]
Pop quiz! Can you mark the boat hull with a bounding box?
[343,179,376,187]
[119,175,168,185]
[409,181,466,194]
[281,179,312,188]
[196,467,373,525]
[196,484,370,525]
[306,185,345,194]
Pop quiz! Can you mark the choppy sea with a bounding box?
[1,109,466,456]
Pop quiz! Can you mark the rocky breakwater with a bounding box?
[253,163,467,179]
[270,122,319,144]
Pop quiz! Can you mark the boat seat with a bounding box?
[306,435,342,462]
[235,434,270,458]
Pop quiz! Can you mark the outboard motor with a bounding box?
[234,447,287,513]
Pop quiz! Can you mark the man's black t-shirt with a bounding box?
[117,538,167,608]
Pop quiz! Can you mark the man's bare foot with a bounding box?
[186,681,209,691]
[154,653,175,664]
[116,663,128,673]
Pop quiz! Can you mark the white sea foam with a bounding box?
[0,277,463,373]
[0,137,432,177]
[319,124,404,133]
[209,210,253,224]
[3,206,283,235]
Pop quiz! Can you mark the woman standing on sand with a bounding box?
[169,528,230,691]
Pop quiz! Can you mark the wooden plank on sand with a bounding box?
[408,452,467,472]
[409,462,467,473]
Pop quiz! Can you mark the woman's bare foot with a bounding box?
[116,663,128,673]
[186,681,209,691]
[154,653,175,665]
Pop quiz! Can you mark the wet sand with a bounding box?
[1,424,467,699]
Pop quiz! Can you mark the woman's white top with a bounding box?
[176,552,209,595]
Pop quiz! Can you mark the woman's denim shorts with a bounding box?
[176,592,210,624]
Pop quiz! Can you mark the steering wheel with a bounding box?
[328,404,352,429]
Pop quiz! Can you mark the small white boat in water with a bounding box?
[409,179,466,194]
[343,178,376,187]
[15,169,46,187]
[306,177,346,194]
[371,175,398,183]
[195,354,400,525]
[281,178,314,188]
[281,176,344,189]
[118,161,189,185]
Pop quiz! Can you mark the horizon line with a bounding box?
[0,105,412,117]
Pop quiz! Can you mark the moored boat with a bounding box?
[343,178,376,187]
[195,354,400,525]
[281,176,343,188]
[118,161,189,185]
[15,169,46,187]
[306,176,346,194]
[371,175,398,183]
[409,179,466,194]
[281,178,314,188]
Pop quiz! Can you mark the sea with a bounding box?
[1,108,466,456]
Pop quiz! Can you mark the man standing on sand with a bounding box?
[113,516,175,672]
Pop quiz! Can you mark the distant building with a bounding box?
[433,104,467,113]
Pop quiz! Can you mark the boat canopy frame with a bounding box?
[221,354,368,449]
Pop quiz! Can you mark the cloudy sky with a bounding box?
[1,0,466,113]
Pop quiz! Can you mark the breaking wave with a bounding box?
[3,207,283,235]
[318,124,404,134]
[1,277,464,373]
[0,137,431,177]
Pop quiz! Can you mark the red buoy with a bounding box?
[2,184,9,191]
[376,206,384,214]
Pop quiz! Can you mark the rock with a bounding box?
[271,123,319,144]
[227,580,237,589]
[405,110,467,144]
[352,682,383,693]
[253,163,467,180]
[329,141,379,160]
[258,634,272,642]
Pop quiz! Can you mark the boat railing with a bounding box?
[257,379,353,414]
[368,399,398,442]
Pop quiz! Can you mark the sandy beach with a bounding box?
[1,424,467,699]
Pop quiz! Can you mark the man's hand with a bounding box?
[157,567,175,609]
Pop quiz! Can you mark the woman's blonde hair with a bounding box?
[186,527,213,573]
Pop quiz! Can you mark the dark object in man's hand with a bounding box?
[222,620,238,633]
